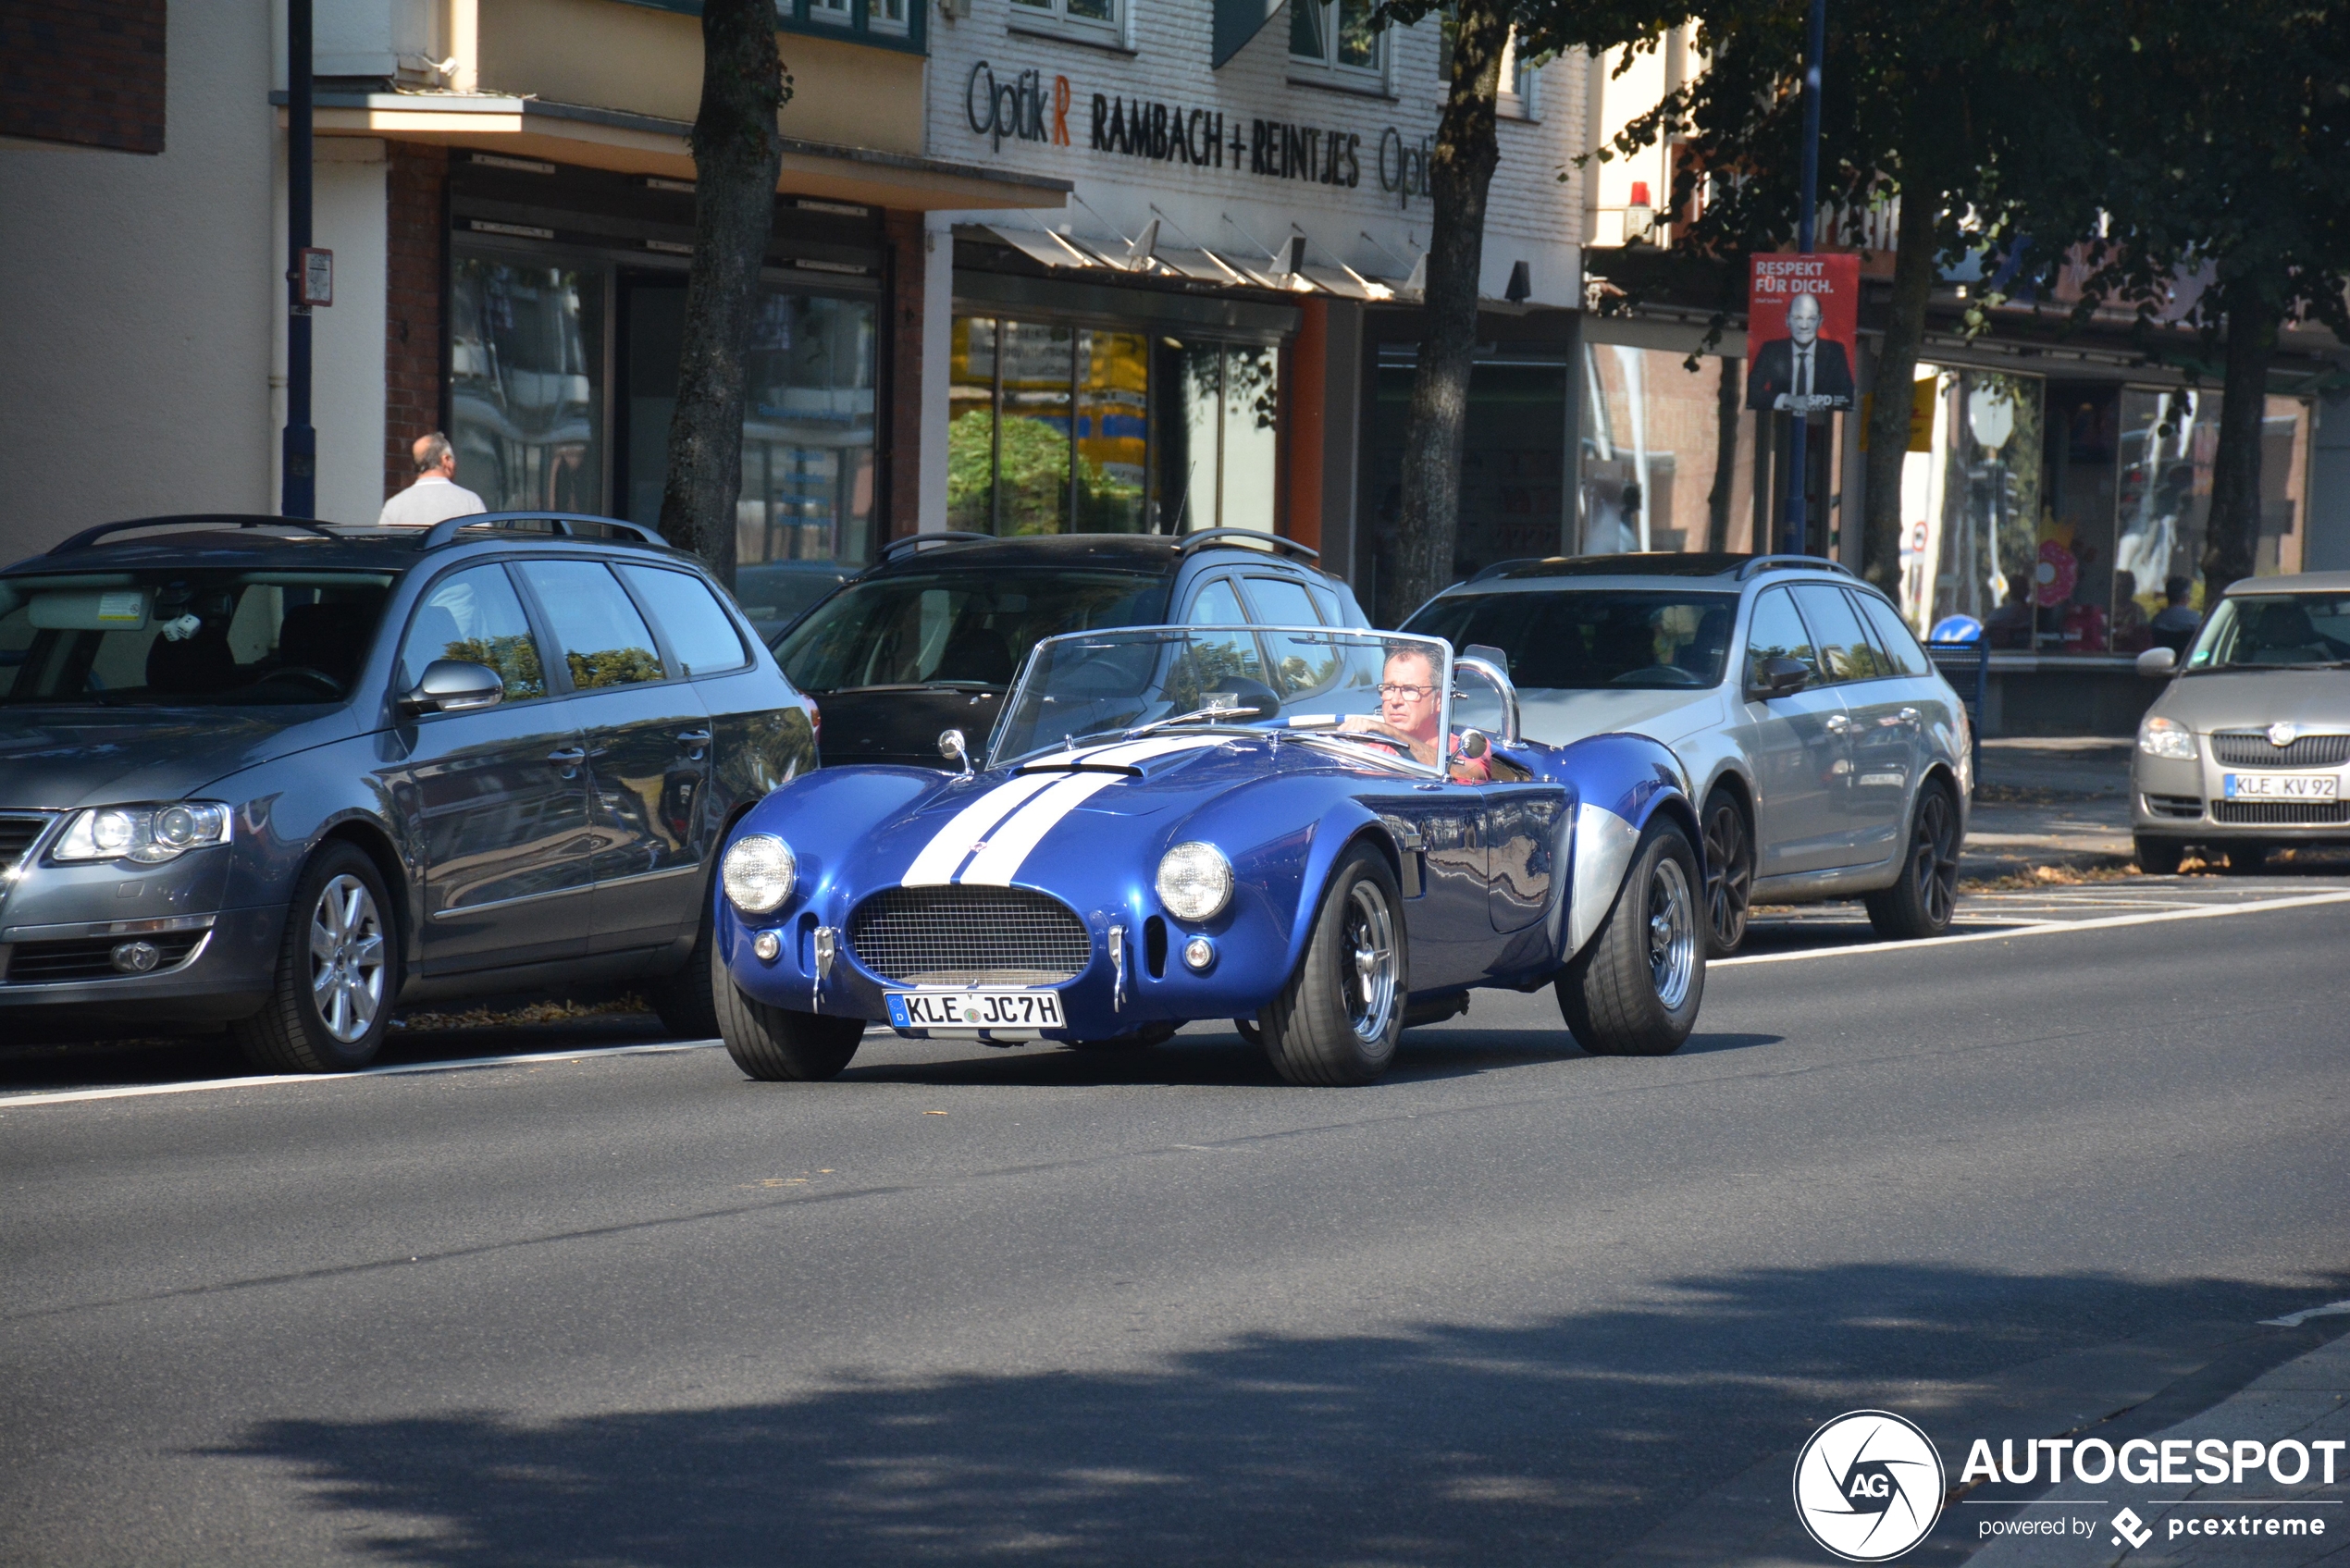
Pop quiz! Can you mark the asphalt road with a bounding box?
[6,889,2350,1565]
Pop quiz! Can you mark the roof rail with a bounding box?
[47,514,343,555]
[879,530,994,562]
[418,512,667,551]
[1468,558,1543,584]
[1177,528,1320,562]
[1735,553,1854,581]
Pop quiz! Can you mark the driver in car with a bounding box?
[1342,644,1492,783]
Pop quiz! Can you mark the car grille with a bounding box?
[2211,732,2350,768]
[4,929,208,985]
[2143,793,2203,820]
[847,885,1092,986]
[0,812,52,874]
[2209,799,2350,826]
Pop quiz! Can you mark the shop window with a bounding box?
[1291,0,1387,87]
[450,252,605,514]
[1928,370,2043,643]
[1578,344,1753,558]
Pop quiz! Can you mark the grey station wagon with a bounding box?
[0,513,816,1070]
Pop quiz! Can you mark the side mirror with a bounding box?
[938,727,973,776]
[399,660,503,718]
[1749,656,1812,701]
[2135,647,2178,679]
[1457,728,1490,759]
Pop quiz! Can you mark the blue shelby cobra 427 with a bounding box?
[710,625,1705,1086]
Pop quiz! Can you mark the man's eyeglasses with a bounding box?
[1378,682,1436,700]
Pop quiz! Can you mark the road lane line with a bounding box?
[0,1039,725,1108]
[1717,888,2350,969]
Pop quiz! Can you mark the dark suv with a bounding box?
[0,512,817,1070]
[772,529,1368,770]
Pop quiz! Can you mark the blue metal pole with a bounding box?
[1784,0,1825,553]
[282,0,316,519]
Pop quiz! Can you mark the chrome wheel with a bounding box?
[307,873,386,1044]
[1909,791,1960,928]
[1701,796,1751,952]
[1647,855,1698,1012]
[1341,881,1399,1043]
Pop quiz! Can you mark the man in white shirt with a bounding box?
[377,432,488,528]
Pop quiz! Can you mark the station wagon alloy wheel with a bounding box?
[309,874,387,1043]
[1701,791,1752,957]
[1906,792,1959,928]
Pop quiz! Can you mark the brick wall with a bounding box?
[0,0,166,154]
[884,207,924,542]
[383,142,448,500]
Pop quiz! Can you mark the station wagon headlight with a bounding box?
[1156,841,1233,921]
[723,833,797,914]
[2138,715,2198,760]
[52,801,231,865]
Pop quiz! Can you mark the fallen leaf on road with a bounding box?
[923,1110,948,1116]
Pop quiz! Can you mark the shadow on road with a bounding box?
[212,1263,2350,1567]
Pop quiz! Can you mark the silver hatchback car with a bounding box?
[2131,572,2350,871]
[1405,554,1973,955]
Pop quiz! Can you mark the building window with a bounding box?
[1008,0,1122,47]
[1291,0,1387,86]
[773,0,925,52]
[1497,31,1539,118]
[450,253,606,514]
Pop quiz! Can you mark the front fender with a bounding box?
[1555,733,1698,959]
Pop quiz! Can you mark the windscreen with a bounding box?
[2185,594,2350,671]
[773,569,1169,695]
[0,570,394,707]
[991,625,1451,770]
[1405,589,1738,690]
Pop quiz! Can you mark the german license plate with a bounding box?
[885,989,1066,1033]
[2222,772,2340,800]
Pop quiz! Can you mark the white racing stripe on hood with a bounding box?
[954,735,1225,887]
[899,772,1060,887]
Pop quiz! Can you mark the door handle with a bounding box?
[547,746,587,773]
[1824,714,1851,735]
[676,729,713,754]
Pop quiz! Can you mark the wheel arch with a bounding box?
[315,816,412,965]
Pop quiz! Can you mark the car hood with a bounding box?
[2153,670,2350,733]
[1515,686,1722,747]
[0,708,339,809]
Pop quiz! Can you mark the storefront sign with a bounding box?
[967,62,1072,151]
[1747,253,1859,414]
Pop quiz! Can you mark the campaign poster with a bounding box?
[1747,253,1860,414]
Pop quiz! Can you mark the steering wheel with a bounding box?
[254,665,345,698]
[1614,665,1706,687]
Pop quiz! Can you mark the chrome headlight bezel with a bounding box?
[723,833,798,915]
[2138,715,2198,760]
[1156,841,1233,922]
[49,801,232,866]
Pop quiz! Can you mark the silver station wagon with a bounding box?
[2132,572,2350,871]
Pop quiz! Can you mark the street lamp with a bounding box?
[1783,0,1826,555]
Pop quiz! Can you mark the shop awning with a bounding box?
[971,223,1411,300]
[282,92,1071,213]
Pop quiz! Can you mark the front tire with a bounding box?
[1257,844,1406,1086]
[711,942,864,1081]
[2134,834,2185,875]
[231,843,398,1073]
[1864,781,1961,940]
[1701,786,1754,957]
[1557,821,1704,1056]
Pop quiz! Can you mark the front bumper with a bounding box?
[2131,747,2350,840]
[0,905,281,1024]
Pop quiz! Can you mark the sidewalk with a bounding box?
[1964,737,2135,881]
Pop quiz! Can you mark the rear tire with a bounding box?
[2134,835,2185,875]
[1258,844,1406,1086]
[649,880,722,1040]
[1864,782,1961,940]
[1557,821,1704,1056]
[231,843,398,1073]
[711,942,864,1081]
[1700,786,1754,957]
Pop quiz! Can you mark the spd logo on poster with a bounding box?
[1748,253,1860,414]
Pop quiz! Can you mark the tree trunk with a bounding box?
[1381,0,1508,625]
[658,0,788,589]
[2202,273,2281,605]
[1860,183,1937,594]
[1706,356,1740,551]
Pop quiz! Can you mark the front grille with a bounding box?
[2211,732,2350,768]
[0,812,51,873]
[2144,793,2204,820]
[2210,799,2350,826]
[847,885,1092,986]
[4,929,207,985]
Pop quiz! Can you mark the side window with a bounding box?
[1186,576,1246,625]
[1852,591,1933,678]
[618,565,748,677]
[1305,580,1343,626]
[514,560,667,691]
[1242,575,1323,627]
[399,565,547,701]
[1791,583,1876,684]
[1243,578,1342,698]
[1744,589,1818,693]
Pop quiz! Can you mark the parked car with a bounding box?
[733,560,856,644]
[0,512,817,1071]
[768,529,1369,771]
[2130,571,2350,871]
[704,624,1706,1086]
[1403,553,1973,956]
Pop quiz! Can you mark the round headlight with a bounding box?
[723,833,798,914]
[1156,841,1233,921]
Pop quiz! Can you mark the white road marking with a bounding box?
[2261,1299,2350,1327]
[0,1039,725,1109]
[1717,888,2350,969]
